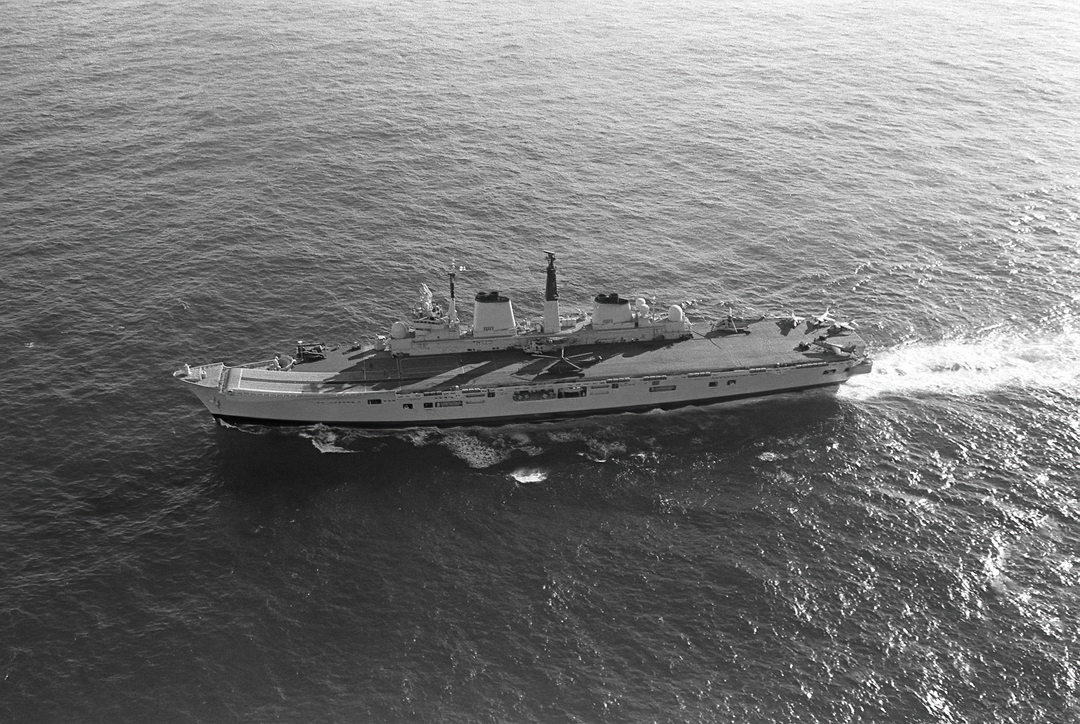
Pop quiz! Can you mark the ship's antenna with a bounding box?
[447,258,463,323]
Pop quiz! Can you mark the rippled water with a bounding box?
[3,0,1079,721]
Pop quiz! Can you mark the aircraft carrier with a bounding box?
[174,253,872,427]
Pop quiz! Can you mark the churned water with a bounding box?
[2,0,1079,721]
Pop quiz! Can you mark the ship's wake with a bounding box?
[298,426,356,453]
[840,326,1080,401]
[509,467,548,484]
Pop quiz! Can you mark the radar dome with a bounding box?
[390,321,409,339]
[667,305,684,322]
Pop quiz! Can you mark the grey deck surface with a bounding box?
[281,320,866,393]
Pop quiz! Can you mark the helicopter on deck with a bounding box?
[711,308,763,334]
[525,338,602,376]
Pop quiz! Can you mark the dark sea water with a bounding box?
[3,0,1079,721]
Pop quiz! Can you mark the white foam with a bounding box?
[840,327,1080,401]
[510,468,548,484]
[300,427,355,453]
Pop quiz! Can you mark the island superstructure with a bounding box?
[174,252,872,427]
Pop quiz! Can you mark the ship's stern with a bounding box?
[849,355,873,376]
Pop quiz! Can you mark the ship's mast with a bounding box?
[543,250,560,334]
[447,259,459,323]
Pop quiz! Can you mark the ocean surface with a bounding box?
[3,0,1079,721]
